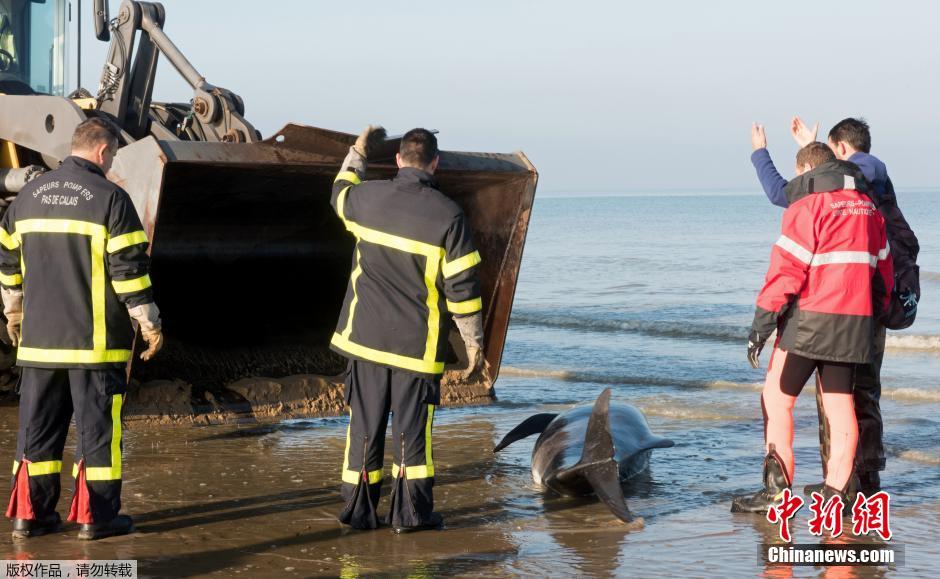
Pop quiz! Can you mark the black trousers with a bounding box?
[6,367,125,524]
[338,359,439,530]
[816,325,886,475]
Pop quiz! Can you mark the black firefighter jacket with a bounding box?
[330,167,482,376]
[0,156,153,368]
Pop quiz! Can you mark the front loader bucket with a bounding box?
[109,124,537,396]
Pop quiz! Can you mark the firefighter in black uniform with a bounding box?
[0,118,163,540]
[331,126,486,532]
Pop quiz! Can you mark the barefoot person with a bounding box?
[732,143,893,512]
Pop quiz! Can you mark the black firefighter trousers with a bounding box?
[338,359,439,530]
[6,368,125,525]
[816,325,886,477]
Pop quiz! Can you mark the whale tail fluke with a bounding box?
[555,387,640,525]
[493,413,558,453]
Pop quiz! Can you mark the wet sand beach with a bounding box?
[0,393,935,577]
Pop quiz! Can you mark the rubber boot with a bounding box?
[803,481,825,496]
[818,474,859,518]
[11,513,63,540]
[393,511,443,534]
[857,471,880,496]
[77,514,134,540]
[731,446,791,513]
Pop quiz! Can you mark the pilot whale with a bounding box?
[494,388,674,524]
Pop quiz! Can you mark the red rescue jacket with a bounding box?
[752,162,893,363]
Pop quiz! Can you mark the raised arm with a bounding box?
[750,123,789,208]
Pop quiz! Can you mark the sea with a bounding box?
[486,189,940,576]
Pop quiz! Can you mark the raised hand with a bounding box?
[751,123,767,151]
[790,116,819,148]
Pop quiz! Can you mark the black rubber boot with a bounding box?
[393,511,444,534]
[11,513,63,540]
[857,471,881,496]
[803,481,825,496]
[77,514,133,540]
[731,446,791,513]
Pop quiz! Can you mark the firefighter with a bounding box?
[0,118,163,540]
[330,126,486,532]
[732,143,893,513]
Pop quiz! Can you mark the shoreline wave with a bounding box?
[511,310,940,353]
[500,366,940,402]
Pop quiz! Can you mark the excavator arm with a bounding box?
[96,0,259,143]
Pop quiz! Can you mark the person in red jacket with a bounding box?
[731,142,893,513]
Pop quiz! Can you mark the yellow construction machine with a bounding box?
[0,0,537,406]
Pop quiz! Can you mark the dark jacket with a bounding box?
[753,162,893,363]
[329,167,482,376]
[0,156,153,368]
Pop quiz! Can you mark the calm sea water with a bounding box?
[486,190,940,575]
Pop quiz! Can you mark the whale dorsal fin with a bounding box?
[553,388,639,524]
[493,413,558,453]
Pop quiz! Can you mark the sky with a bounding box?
[72,0,940,193]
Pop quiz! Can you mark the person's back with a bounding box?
[329,127,485,532]
[4,157,147,362]
[332,165,478,374]
[733,146,893,514]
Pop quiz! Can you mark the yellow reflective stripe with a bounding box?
[112,274,152,294]
[342,468,383,485]
[334,171,362,186]
[72,463,78,478]
[391,404,435,481]
[336,185,351,223]
[426,404,434,473]
[340,408,382,485]
[446,297,482,315]
[91,235,106,350]
[423,249,444,361]
[15,219,106,237]
[17,347,132,364]
[331,333,445,375]
[106,230,148,253]
[0,271,22,286]
[0,227,18,250]
[26,460,62,476]
[335,211,448,371]
[392,464,434,480]
[12,219,111,356]
[84,395,122,481]
[341,408,353,481]
[442,250,481,279]
[341,249,363,339]
[347,222,442,257]
[12,460,18,474]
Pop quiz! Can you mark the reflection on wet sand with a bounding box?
[0,404,932,577]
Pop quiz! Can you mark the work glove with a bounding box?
[2,287,23,347]
[454,312,489,381]
[128,302,163,361]
[747,329,767,369]
[352,125,387,159]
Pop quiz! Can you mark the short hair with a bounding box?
[71,117,120,153]
[796,142,836,169]
[399,128,439,168]
[828,118,871,153]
